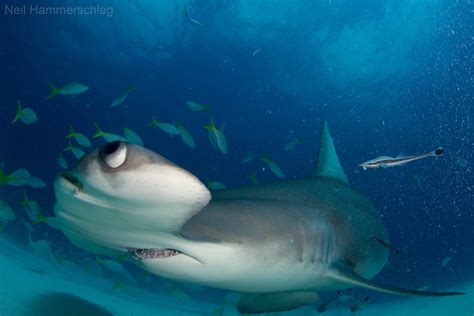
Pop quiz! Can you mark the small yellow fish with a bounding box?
[0,200,15,221]
[204,120,228,154]
[64,140,85,160]
[21,192,43,223]
[150,116,180,135]
[33,212,48,225]
[123,127,144,146]
[47,82,89,99]
[110,86,136,107]
[261,155,285,178]
[175,122,196,148]
[186,101,208,111]
[0,168,45,188]
[92,123,125,142]
[57,152,68,169]
[12,100,38,125]
[207,181,226,191]
[65,124,91,147]
[242,154,256,164]
[21,216,34,233]
[284,139,303,151]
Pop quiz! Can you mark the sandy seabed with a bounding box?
[0,237,471,316]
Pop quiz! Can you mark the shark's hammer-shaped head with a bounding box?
[54,141,211,256]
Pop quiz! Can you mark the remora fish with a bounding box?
[53,123,462,315]
[359,147,444,170]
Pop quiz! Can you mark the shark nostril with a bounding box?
[60,172,83,189]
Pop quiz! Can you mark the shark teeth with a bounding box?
[127,248,181,260]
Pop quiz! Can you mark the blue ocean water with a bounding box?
[0,0,472,315]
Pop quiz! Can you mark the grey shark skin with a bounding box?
[54,123,463,314]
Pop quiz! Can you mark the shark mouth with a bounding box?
[127,248,182,260]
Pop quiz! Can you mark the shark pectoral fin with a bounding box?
[314,122,349,184]
[328,265,464,297]
[236,291,318,314]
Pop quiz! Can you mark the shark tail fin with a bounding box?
[314,121,348,184]
[329,264,464,297]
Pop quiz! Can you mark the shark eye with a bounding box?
[99,141,127,168]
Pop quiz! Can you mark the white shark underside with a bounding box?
[178,176,388,291]
[54,122,463,314]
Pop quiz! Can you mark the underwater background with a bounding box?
[0,0,472,315]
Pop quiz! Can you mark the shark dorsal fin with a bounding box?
[314,121,349,184]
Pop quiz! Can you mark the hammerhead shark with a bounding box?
[54,122,463,314]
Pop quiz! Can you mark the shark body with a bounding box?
[54,122,462,314]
